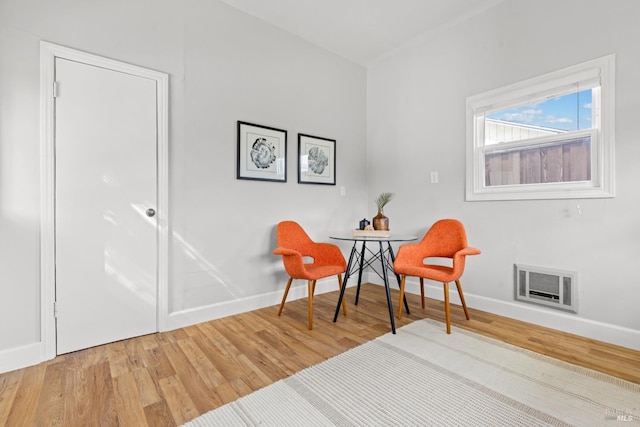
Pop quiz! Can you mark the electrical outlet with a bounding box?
[340,186,346,196]
[430,171,439,184]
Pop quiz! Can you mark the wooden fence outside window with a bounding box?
[485,138,591,186]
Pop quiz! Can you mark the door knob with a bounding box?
[146,208,156,217]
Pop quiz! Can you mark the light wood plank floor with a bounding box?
[1,283,639,426]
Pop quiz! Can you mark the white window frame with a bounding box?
[466,54,615,201]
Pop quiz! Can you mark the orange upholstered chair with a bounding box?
[273,221,347,330]
[394,219,480,334]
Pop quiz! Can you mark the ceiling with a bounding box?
[219,0,504,66]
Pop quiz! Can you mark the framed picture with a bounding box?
[298,134,336,185]
[237,121,287,182]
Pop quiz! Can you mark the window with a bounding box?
[466,55,615,201]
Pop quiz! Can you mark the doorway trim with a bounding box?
[39,41,169,360]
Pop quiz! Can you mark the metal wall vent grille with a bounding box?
[514,264,577,313]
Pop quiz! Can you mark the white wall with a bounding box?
[0,0,367,372]
[2,0,639,374]
[367,0,640,348]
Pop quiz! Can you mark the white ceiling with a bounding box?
[219,0,504,65]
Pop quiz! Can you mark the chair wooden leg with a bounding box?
[455,279,470,320]
[337,274,347,316]
[420,278,425,308]
[277,277,293,316]
[307,280,315,330]
[397,275,406,319]
[443,282,451,334]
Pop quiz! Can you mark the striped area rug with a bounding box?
[184,319,639,426]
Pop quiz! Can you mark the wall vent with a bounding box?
[514,264,577,313]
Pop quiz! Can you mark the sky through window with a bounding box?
[486,89,592,132]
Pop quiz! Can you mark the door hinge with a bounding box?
[53,81,59,98]
[54,301,58,318]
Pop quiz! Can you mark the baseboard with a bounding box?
[393,276,640,351]
[167,278,353,331]
[0,342,45,374]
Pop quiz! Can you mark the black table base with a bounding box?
[332,239,411,334]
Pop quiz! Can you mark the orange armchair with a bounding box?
[394,219,480,334]
[273,221,347,330]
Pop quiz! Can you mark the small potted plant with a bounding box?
[373,192,394,230]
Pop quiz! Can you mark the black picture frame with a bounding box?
[298,133,336,185]
[237,121,287,182]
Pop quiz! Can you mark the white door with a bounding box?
[55,57,158,354]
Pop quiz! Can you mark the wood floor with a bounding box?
[1,283,639,426]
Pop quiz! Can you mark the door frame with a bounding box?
[39,41,169,360]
